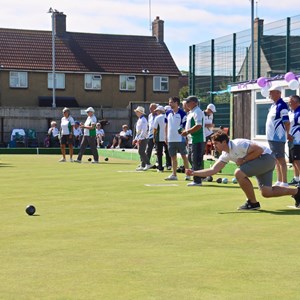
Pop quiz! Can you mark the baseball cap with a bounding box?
[62,107,70,113]
[207,103,216,113]
[154,105,165,113]
[85,107,95,113]
[268,86,282,92]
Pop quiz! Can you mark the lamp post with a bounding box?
[48,7,57,108]
[142,69,150,102]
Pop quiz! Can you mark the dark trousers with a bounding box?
[191,142,205,183]
[146,138,155,161]
[139,139,150,167]
[156,141,171,171]
[77,136,99,162]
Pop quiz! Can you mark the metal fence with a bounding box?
[189,15,300,128]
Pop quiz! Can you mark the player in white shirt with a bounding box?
[186,131,300,210]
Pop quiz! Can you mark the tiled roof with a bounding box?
[0,28,180,75]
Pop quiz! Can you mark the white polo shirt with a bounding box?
[60,116,75,135]
[219,139,272,164]
[166,108,186,142]
[153,114,166,142]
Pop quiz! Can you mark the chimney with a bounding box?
[254,18,264,42]
[54,12,66,37]
[152,16,164,43]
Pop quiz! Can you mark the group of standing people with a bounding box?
[48,106,101,163]
[133,96,216,186]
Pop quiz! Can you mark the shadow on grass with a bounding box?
[257,209,300,215]
[0,163,14,168]
[218,208,300,215]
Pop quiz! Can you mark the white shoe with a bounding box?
[280,182,289,187]
[165,174,178,181]
[273,181,281,186]
[92,161,99,164]
[187,182,202,187]
[185,175,191,181]
[116,146,120,149]
[74,159,81,163]
[136,166,144,171]
[157,169,164,173]
[69,158,74,162]
[143,164,153,171]
[59,158,66,162]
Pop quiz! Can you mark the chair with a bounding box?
[26,129,38,147]
[10,129,26,147]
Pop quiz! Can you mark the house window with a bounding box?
[120,75,136,91]
[48,73,65,89]
[85,74,102,90]
[153,76,169,92]
[9,71,28,88]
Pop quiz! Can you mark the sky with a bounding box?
[1,0,300,71]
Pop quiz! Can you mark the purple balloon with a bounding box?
[257,77,267,88]
[284,72,295,82]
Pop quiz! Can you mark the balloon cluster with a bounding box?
[257,72,300,97]
[284,72,300,90]
[257,77,271,97]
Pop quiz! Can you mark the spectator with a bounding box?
[204,103,217,141]
[59,107,75,162]
[133,106,152,171]
[153,105,171,172]
[111,124,132,149]
[75,107,99,164]
[288,95,300,185]
[165,96,190,181]
[266,86,290,186]
[48,121,60,147]
[146,103,158,163]
[73,121,83,148]
[181,96,205,186]
[96,123,105,148]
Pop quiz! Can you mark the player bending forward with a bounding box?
[186,131,300,210]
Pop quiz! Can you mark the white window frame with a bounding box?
[9,71,28,88]
[153,76,169,92]
[48,73,65,89]
[119,75,136,91]
[84,74,102,90]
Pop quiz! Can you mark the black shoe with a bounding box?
[288,178,299,186]
[238,200,260,210]
[292,187,300,207]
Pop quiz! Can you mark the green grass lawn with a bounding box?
[0,154,300,300]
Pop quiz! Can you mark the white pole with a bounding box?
[251,0,255,80]
[51,11,56,108]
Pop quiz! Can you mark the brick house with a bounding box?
[0,13,180,145]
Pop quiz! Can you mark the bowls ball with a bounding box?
[222,178,228,184]
[104,157,109,161]
[206,175,213,182]
[216,178,222,184]
[26,205,36,216]
[232,177,238,184]
[88,158,92,162]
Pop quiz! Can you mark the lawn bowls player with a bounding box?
[186,131,300,210]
